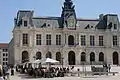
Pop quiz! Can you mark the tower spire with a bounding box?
[61,0,76,29]
[63,0,75,11]
[65,0,72,2]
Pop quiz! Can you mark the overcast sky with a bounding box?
[0,0,119,43]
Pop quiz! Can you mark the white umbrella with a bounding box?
[34,59,41,63]
[45,58,59,63]
[39,58,59,65]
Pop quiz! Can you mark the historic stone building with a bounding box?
[0,43,9,68]
[9,0,120,66]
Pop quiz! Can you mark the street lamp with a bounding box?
[33,56,36,68]
[61,57,64,68]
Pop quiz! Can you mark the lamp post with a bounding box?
[61,53,64,68]
[61,57,64,68]
[33,56,36,68]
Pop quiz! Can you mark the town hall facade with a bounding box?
[9,0,120,66]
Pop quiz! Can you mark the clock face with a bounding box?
[68,19,75,27]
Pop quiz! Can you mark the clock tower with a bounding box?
[61,0,77,29]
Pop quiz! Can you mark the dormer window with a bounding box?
[48,24,50,27]
[108,22,112,29]
[24,21,27,27]
[85,24,90,29]
[114,24,117,29]
[91,26,93,28]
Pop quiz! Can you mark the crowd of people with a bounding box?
[0,63,113,79]
[15,63,72,78]
[0,65,15,80]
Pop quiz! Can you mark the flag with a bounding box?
[74,43,79,46]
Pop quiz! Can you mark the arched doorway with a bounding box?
[81,52,86,61]
[46,51,52,58]
[36,52,41,60]
[68,51,75,65]
[90,52,95,62]
[22,51,29,63]
[113,52,119,65]
[68,35,74,45]
[99,52,104,62]
[56,52,61,63]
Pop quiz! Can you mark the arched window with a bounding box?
[99,52,104,61]
[90,52,95,61]
[22,51,29,63]
[36,52,42,60]
[68,35,74,45]
[56,52,61,63]
[113,52,119,65]
[68,51,76,65]
[46,51,52,58]
[81,52,86,61]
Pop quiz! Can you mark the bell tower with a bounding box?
[61,0,76,29]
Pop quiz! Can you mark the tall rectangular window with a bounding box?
[114,24,117,29]
[56,35,61,45]
[24,21,27,27]
[81,35,86,46]
[2,49,8,52]
[22,33,28,45]
[99,36,103,46]
[113,36,117,46]
[36,34,41,45]
[46,34,51,45]
[90,35,95,46]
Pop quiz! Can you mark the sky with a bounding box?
[0,0,120,43]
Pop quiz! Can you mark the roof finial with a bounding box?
[65,0,71,2]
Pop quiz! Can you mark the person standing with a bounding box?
[108,64,111,72]
[0,65,4,80]
[11,66,14,76]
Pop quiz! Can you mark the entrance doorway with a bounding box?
[68,51,75,65]
[36,52,42,60]
[81,52,86,61]
[113,52,119,65]
[22,51,29,63]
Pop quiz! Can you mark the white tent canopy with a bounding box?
[34,59,41,63]
[45,58,59,63]
[34,58,59,65]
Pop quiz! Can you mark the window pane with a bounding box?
[90,35,95,46]
[113,36,117,46]
[56,35,61,45]
[36,34,41,45]
[3,53,5,56]
[24,21,27,26]
[46,34,51,45]
[81,35,86,46]
[22,33,28,45]
[99,36,103,46]
[114,24,117,29]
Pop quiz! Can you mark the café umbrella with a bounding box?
[43,58,59,68]
[40,58,59,64]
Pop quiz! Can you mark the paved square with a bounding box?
[9,65,120,80]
